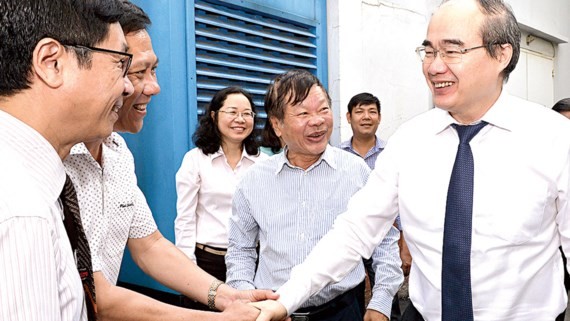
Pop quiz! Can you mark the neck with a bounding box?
[351,135,376,158]
[450,87,503,124]
[221,141,243,169]
[286,151,323,170]
[84,140,104,165]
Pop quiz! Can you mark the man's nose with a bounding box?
[123,75,134,97]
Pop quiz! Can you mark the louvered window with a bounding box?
[194,0,318,139]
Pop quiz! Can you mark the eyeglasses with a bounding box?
[218,109,256,119]
[415,44,487,64]
[65,44,133,77]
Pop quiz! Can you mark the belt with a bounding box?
[196,243,227,256]
[290,282,362,321]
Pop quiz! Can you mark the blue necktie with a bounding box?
[442,121,487,321]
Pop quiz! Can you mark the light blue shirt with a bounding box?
[339,135,385,170]
[226,145,402,315]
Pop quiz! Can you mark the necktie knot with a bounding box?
[452,121,488,145]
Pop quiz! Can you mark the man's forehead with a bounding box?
[100,22,129,52]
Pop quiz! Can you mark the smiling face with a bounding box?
[422,0,512,123]
[347,103,380,139]
[271,85,332,168]
[67,22,134,142]
[114,29,160,133]
[214,93,255,146]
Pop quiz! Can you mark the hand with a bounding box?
[364,309,389,321]
[249,300,288,321]
[216,285,279,311]
[219,300,262,321]
[399,232,412,276]
[235,288,280,303]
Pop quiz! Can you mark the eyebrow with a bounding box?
[422,39,465,47]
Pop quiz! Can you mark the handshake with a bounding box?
[217,286,288,321]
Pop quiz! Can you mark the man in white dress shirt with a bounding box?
[0,0,134,320]
[252,0,570,320]
[63,2,275,321]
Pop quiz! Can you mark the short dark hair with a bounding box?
[441,0,521,82]
[193,86,259,156]
[119,0,151,34]
[0,0,123,97]
[264,69,331,123]
[553,98,570,113]
[347,92,381,114]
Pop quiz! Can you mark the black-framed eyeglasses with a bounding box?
[415,44,487,64]
[65,44,133,77]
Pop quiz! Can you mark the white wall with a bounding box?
[328,0,570,144]
[507,0,570,105]
[327,0,436,145]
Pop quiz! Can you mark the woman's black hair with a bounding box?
[193,86,259,156]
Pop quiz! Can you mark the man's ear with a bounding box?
[496,43,513,72]
[346,111,351,124]
[269,116,282,137]
[32,38,67,88]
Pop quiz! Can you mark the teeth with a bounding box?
[133,104,146,111]
[112,105,121,113]
[434,82,453,88]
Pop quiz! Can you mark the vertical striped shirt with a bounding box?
[226,145,402,315]
[0,110,86,321]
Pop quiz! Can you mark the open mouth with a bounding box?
[112,104,122,113]
[308,130,326,139]
[434,81,454,88]
[133,104,147,112]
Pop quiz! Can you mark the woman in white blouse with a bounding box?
[175,86,266,308]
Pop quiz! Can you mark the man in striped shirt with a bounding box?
[226,69,403,321]
[0,0,134,320]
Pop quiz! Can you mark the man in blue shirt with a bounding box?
[226,70,403,321]
[339,93,411,320]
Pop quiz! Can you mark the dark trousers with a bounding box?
[314,295,363,321]
[291,282,365,321]
[559,247,569,321]
[401,301,566,321]
[180,246,226,310]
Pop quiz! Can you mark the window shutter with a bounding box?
[194,0,318,138]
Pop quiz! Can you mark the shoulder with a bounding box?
[177,147,209,175]
[0,159,50,222]
[328,146,371,175]
[239,154,278,185]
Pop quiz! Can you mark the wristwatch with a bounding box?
[207,279,224,310]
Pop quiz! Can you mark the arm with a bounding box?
[399,231,412,276]
[127,230,277,311]
[365,226,403,321]
[94,271,266,321]
[174,152,200,262]
[225,185,260,290]
[558,142,570,275]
